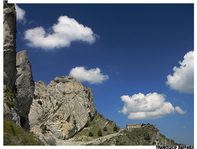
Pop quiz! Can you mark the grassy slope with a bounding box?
[101,125,177,145]
[74,112,119,140]
[4,119,42,145]
[158,133,176,145]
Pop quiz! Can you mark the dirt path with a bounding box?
[57,132,121,145]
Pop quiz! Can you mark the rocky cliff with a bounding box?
[4,50,34,129]
[28,77,177,146]
[15,50,35,129]
[3,2,16,91]
[3,2,20,126]
[3,1,35,138]
[3,2,40,145]
[29,76,96,145]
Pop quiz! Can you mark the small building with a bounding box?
[126,124,142,131]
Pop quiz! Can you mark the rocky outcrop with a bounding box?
[3,2,20,128]
[3,2,34,131]
[3,2,38,143]
[3,2,16,91]
[15,50,34,129]
[29,76,96,145]
[4,99,20,126]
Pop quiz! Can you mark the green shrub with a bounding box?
[89,132,94,137]
[4,88,15,108]
[103,126,107,132]
[74,113,117,139]
[98,129,102,137]
[144,132,151,141]
[113,125,118,132]
[85,121,89,127]
[4,88,14,98]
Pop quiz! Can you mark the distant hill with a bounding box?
[100,124,177,145]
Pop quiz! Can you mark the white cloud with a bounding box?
[166,51,194,93]
[175,106,185,114]
[120,92,185,120]
[69,66,109,84]
[24,16,96,50]
[15,4,25,22]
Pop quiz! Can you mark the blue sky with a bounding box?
[16,4,194,145]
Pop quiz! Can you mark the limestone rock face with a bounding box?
[15,50,34,129]
[29,76,96,145]
[3,2,20,127]
[3,2,16,91]
[4,98,20,127]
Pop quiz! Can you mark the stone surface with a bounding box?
[3,2,20,128]
[3,2,16,91]
[29,76,96,144]
[15,50,35,129]
[4,102,21,127]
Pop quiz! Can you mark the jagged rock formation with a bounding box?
[15,50,34,129]
[3,2,16,91]
[29,76,96,145]
[3,2,20,127]
[3,3,36,144]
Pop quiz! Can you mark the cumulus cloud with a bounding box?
[69,66,109,84]
[175,106,185,114]
[120,92,185,120]
[15,4,25,22]
[166,51,194,93]
[24,16,96,50]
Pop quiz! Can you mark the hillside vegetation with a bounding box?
[100,124,177,145]
[73,112,119,141]
[4,119,42,145]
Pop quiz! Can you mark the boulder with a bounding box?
[15,50,34,129]
[29,76,96,144]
